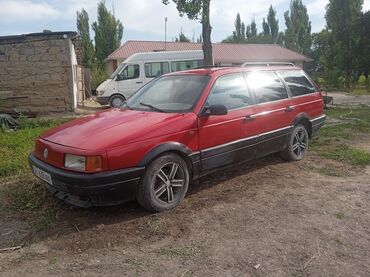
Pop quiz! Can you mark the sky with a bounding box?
[0,0,369,43]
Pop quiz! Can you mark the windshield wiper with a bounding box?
[140,102,167,113]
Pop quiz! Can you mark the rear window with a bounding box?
[246,72,288,104]
[279,70,316,96]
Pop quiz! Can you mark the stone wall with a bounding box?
[0,37,74,115]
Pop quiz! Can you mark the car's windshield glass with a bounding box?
[125,75,210,113]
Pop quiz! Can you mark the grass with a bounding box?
[0,117,72,177]
[0,117,73,233]
[311,107,370,166]
[145,217,167,234]
[318,166,345,177]
[335,212,345,220]
[161,242,201,260]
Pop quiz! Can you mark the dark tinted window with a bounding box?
[246,72,288,103]
[171,60,203,72]
[207,74,251,110]
[145,62,170,78]
[279,70,316,96]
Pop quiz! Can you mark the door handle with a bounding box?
[244,114,256,122]
[285,106,295,112]
[136,81,143,84]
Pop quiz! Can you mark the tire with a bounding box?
[280,124,309,161]
[109,95,125,108]
[137,153,190,212]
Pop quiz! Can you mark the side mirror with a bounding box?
[202,104,228,116]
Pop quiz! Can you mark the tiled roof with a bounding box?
[107,40,312,63]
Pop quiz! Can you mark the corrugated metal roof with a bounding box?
[107,40,312,63]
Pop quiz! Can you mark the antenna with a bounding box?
[164,17,168,51]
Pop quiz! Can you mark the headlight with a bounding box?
[98,90,105,96]
[64,154,102,172]
[64,154,85,171]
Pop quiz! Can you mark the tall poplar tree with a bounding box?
[92,1,123,65]
[267,5,279,44]
[284,0,311,55]
[77,9,95,68]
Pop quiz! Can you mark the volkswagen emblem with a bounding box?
[43,148,48,159]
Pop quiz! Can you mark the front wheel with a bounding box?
[280,124,309,161]
[109,95,125,108]
[137,153,190,212]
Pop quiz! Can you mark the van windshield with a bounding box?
[125,75,210,113]
[110,63,126,79]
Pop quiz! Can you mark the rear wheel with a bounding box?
[137,153,190,212]
[109,95,125,108]
[280,124,309,161]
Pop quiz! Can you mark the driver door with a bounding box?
[117,63,143,98]
[198,73,259,171]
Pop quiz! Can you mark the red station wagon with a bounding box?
[29,64,326,211]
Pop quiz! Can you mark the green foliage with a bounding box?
[232,13,245,43]
[92,0,123,65]
[262,18,270,36]
[0,118,71,178]
[284,0,311,55]
[267,5,279,43]
[162,0,213,65]
[77,9,95,68]
[321,145,370,166]
[91,63,108,90]
[324,0,363,88]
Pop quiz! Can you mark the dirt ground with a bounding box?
[0,150,369,277]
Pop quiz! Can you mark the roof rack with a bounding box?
[241,62,295,67]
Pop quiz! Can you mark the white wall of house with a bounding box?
[69,39,78,109]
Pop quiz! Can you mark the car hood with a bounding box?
[40,108,197,150]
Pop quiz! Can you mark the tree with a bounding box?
[175,30,191,42]
[267,5,279,43]
[262,18,270,36]
[77,9,95,68]
[251,19,257,37]
[284,0,312,55]
[163,0,213,65]
[92,0,123,65]
[325,0,363,88]
[359,11,370,75]
[232,13,246,43]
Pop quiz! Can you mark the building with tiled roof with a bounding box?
[106,40,312,75]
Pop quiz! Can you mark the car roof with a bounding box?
[164,65,303,77]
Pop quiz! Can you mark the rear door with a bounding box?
[198,73,259,171]
[245,71,293,158]
[277,70,324,121]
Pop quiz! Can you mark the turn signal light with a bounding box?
[86,156,103,172]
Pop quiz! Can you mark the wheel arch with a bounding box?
[138,142,195,177]
[293,113,312,138]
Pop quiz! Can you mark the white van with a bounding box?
[96,50,205,107]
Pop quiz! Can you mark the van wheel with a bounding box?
[109,95,125,108]
[280,124,309,161]
[137,153,189,212]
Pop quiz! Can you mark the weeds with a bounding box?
[161,242,201,260]
[335,212,345,219]
[318,166,345,177]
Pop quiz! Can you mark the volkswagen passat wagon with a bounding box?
[29,65,326,211]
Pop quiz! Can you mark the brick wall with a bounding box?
[0,37,74,115]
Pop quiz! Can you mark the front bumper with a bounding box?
[96,96,110,105]
[28,154,145,207]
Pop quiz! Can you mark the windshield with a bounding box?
[110,63,126,79]
[125,75,210,113]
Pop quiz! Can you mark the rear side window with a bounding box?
[171,60,203,72]
[278,70,316,96]
[145,62,170,78]
[246,72,288,104]
[207,73,252,110]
